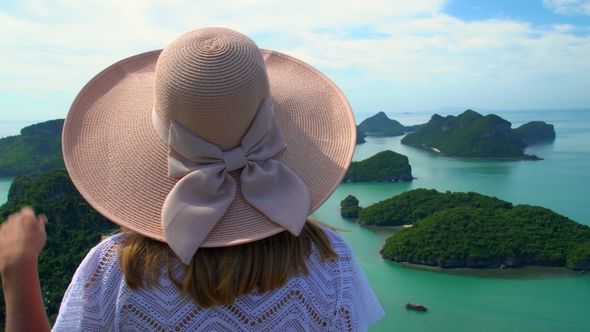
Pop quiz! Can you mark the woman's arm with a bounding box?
[0,207,51,332]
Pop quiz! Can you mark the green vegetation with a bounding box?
[343,150,413,182]
[382,127,404,136]
[513,121,556,142]
[0,169,117,327]
[358,188,511,226]
[370,189,590,269]
[356,126,367,144]
[401,110,542,160]
[0,119,65,178]
[358,112,405,136]
[340,195,361,218]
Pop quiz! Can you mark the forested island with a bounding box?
[341,189,590,270]
[358,111,423,136]
[401,110,555,160]
[342,150,414,182]
[340,195,361,218]
[0,119,65,177]
[356,126,367,144]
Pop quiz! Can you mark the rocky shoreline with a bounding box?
[407,142,543,161]
[380,250,590,271]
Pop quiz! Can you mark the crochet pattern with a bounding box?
[52,228,383,331]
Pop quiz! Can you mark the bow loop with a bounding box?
[152,99,310,265]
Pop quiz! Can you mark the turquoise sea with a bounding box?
[1,108,589,331]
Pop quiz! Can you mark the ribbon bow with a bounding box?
[152,100,310,264]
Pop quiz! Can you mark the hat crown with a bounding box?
[154,27,271,150]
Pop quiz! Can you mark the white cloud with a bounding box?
[0,0,589,121]
[543,0,590,15]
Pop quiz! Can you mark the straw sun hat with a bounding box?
[62,27,356,264]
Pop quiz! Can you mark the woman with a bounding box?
[0,27,383,331]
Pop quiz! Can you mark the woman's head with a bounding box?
[62,27,355,263]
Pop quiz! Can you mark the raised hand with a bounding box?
[0,206,47,275]
[0,206,51,332]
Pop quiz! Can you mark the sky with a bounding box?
[1,0,589,134]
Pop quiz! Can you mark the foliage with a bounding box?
[358,188,511,226]
[340,195,361,218]
[513,121,556,142]
[358,112,405,135]
[356,126,367,144]
[343,150,413,182]
[0,169,117,328]
[382,127,405,136]
[340,195,359,208]
[0,119,65,178]
[401,110,541,160]
[382,204,590,268]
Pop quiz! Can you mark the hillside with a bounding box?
[400,110,544,160]
[513,121,556,142]
[357,188,511,226]
[0,119,65,177]
[342,150,414,182]
[340,195,361,218]
[0,169,117,326]
[353,188,590,270]
[356,126,367,144]
[358,112,405,136]
[382,204,590,270]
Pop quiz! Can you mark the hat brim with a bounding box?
[62,49,356,247]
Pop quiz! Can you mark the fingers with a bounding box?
[6,211,21,223]
[20,206,36,223]
[38,214,48,225]
[4,207,47,230]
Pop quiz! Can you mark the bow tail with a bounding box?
[162,169,236,265]
[241,160,311,236]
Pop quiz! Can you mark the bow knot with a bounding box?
[151,99,311,264]
[223,147,246,172]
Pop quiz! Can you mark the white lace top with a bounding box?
[52,228,384,331]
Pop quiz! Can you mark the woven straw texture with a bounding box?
[62,29,355,246]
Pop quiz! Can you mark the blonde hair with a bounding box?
[119,219,339,308]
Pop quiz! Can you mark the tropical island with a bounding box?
[356,126,367,144]
[341,189,590,270]
[358,111,423,136]
[400,109,555,160]
[513,121,556,143]
[342,150,414,182]
[340,195,361,218]
[0,119,65,178]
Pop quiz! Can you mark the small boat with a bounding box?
[405,303,428,311]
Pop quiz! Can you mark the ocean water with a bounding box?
[1,109,589,331]
[314,108,590,331]
[0,177,13,205]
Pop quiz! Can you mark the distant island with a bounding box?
[340,195,361,218]
[356,126,367,144]
[400,110,555,160]
[341,189,590,270]
[358,112,424,137]
[0,119,65,178]
[342,150,414,182]
[513,121,556,143]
